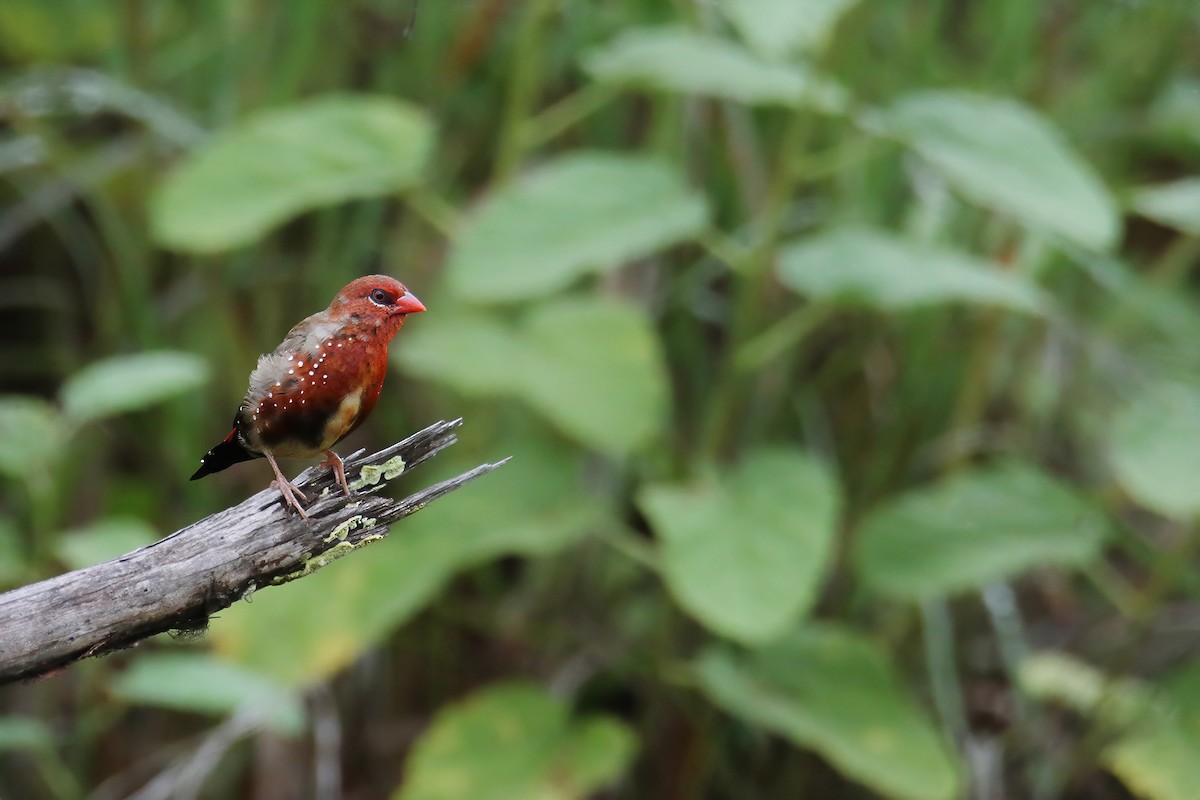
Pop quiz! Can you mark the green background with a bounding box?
[2,0,1200,797]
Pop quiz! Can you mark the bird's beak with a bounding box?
[396,291,426,314]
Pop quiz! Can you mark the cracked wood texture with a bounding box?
[0,419,506,684]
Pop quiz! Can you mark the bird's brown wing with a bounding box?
[239,328,373,458]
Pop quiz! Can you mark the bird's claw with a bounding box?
[270,479,310,519]
[320,450,353,498]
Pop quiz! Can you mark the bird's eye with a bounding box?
[368,288,394,306]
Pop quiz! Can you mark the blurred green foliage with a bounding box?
[2,0,1200,797]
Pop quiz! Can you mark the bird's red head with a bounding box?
[326,275,425,346]
[330,275,426,318]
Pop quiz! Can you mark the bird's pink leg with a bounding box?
[264,451,309,519]
[321,450,352,497]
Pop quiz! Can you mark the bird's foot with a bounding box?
[270,479,310,519]
[321,450,353,497]
[264,452,310,519]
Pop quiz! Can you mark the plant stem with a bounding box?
[407,188,462,237]
[1082,560,1140,617]
[1108,520,1200,679]
[524,83,619,150]
[980,582,1029,709]
[734,303,833,373]
[1149,233,1200,286]
[597,526,659,572]
[921,598,968,744]
[493,0,555,181]
[699,109,809,461]
[944,309,1005,474]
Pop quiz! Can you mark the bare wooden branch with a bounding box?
[0,419,507,684]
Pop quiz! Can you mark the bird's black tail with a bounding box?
[191,429,257,480]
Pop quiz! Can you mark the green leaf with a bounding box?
[394,313,523,396]
[0,717,53,752]
[1105,662,1200,800]
[583,28,843,109]
[1107,722,1200,800]
[519,300,668,455]
[1130,179,1200,236]
[1149,78,1200,147]
[152,95,433,253]
[446,153,707,302]
[1021,653,1200,800]
[854,463,1108,599]
[400,432,603,566]
[1109,382,1200,519]
[399,299,669,455]
[551,718,639,798]
[211,528,458,687]
[54,517,157,570]
[59,351,210,425]
[697,624,960,800]
[112,653,304,734]
[396,682,636,800]
[878,91,1118,250]
[1019,653,1108,715]
[0,396,61,481]
[639,448,839,643]
[721,0,859,59]
[1019,652,1149,728]
[778,228,1047,314]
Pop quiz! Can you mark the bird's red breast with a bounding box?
[234,275,424,461]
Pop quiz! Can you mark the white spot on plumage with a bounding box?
[237,306,379,455]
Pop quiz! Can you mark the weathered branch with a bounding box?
[0,419,507,684]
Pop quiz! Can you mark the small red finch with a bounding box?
[191,275,426,518]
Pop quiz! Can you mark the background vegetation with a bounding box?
[2,0,1199,797]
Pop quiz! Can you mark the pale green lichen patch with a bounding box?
[381,456,406,480]
[271,516,382,585]
[324,514,377,544]
[350,456,406,490]
[272,541,355,584]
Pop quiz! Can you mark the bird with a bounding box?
[191,275,426,518]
